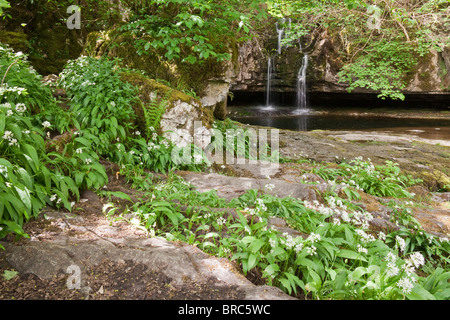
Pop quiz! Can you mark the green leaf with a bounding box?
[405,284,436,300]
[247,253,259,270]
[107,191,131,202]
[296,257,318,271]
[264,263,280,276]
[2,269,18,281]
[336,249,367,262]
[249,239,265,253]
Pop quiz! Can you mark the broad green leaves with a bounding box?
[121,0,267,64]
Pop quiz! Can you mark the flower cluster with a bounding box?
[0,84,27,97]
[2,130,18,147]
[244,198,267,217]
[280,232,304,254]
[383,250,425,295]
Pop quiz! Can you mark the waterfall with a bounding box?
[276,19,285,54]
[296,54,308,110]
[265,57,273,108]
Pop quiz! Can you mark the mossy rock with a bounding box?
[27,26,83,75]
[119,71,214,137]
[82,29,238,98]
[420,170,450,191]
[0,31,29,53]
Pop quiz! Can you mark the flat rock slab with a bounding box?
[177,171,339,201]
[0,236,293,300]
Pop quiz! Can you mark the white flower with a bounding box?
[269,238,276,248]
[15,103,26,113]
[2,130,12,140]
[357,244,368,254]
[264,183,275,191]
[402,260,416,277]
[306,245,317,256]
[50,194,57,202]
[85,158,92,165]
[395,236,406,253]
[8,138,18,146]
[76,148,83,154]
[386,261,399,278]
[216,217,226,226]
[42,121,51,128]
[307,232,321,243]
[397,276,414,295]
[408,252,425,269]
[294,242,304,253]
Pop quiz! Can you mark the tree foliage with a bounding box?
[268,0,450,99]
[120,0,267,64]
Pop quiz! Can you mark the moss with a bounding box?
[0,31,29,53]
[81,31,102,57]
[82,28,239,98]
[119,71,213,134]
[419,170,450,191]
[27,26,83,75]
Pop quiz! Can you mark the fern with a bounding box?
[142,90,171,134]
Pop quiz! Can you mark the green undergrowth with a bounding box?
[1,44,449,300]
[0,47,208,241]
[103,165,450,300]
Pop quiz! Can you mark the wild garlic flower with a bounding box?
[357,244,368,254]
[15,103,26,113]
[397,276,414,295]
[216,217,226,226]
[42,121,51,128]
[385,261,400,278]
[306,245,317,256]
[2,130,18,146]
[307,232,321,243]
[408,252,425,269]
[269,238,276,248]
[395,236,406,253]
[356,229,376,244]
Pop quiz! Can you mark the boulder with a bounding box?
[118,71,214,143]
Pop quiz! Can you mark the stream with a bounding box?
[229,106,450,141]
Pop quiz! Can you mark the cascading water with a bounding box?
[265,57,274,108]
[276,19,285,54]
[296,54,308,111]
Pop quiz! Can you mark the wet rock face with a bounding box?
[230,30,450,96]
